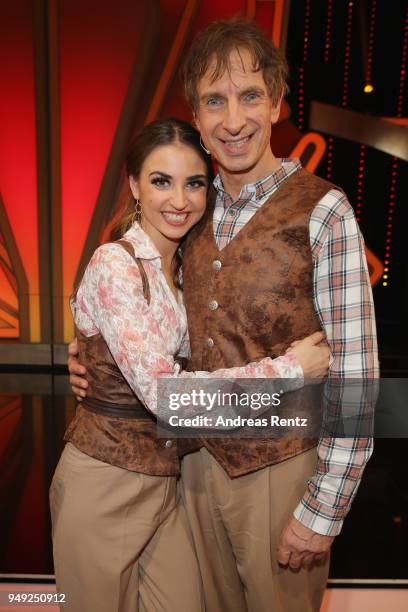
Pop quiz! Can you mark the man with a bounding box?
[69,20,378,612]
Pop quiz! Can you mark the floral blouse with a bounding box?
[71,224,303,415]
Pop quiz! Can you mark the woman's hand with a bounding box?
[287,331,330,379]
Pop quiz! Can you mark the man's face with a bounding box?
[194,48,281,181]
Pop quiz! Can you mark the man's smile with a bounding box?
[218,132,255,155]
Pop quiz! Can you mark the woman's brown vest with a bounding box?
[181,168,335,477]
[64,240,180,476]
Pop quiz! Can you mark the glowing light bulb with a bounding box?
[364,83,374,93]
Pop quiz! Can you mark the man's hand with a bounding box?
[277,516,334,570]
[67,338,88,401]
[286,331,330,380]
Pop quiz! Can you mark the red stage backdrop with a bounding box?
[0,1,294,571]
[0,0,387,353]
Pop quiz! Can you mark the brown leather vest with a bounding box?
[182,168,334,477]
[64,241,180,476]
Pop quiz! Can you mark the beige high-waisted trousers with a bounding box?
[181,447,330,612]
[50,442,204,612]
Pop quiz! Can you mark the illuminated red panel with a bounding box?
[0,268,17,334]
[0,1,39,341]
[255,2,276,35]
[60,0,148,340]
[0,237,18,334]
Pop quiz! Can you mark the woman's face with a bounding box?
[129,142,208,250]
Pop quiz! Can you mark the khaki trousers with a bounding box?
[181,447,329,612]
[50,443,204,612]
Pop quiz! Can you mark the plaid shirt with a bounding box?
[213,159,379,536]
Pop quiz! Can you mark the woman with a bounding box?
[51,118,329,612]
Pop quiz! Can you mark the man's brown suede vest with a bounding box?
[65,242,180,476]
[182,168,334,478]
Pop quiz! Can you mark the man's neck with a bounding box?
[218,153,281,200]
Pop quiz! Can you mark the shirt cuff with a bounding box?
[293,497,344,537]
[271,352,304,394]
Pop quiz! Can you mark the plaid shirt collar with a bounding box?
[213,158,302,209]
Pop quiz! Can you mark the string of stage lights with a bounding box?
[355,144,366,224]
[297,0,311,132]
[357,0,377,225]
[323,0,334,64]
[364,0,377,93]
[383,7,408,288]
[342,0,354,108]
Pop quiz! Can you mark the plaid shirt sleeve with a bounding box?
[293,189,379,536]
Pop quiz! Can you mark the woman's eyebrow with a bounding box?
[148,171,172,178]
[187,174,207,180]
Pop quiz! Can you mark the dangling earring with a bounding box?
[200,136,210,155]
[134,198,142,224]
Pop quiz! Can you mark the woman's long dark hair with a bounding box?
[104,118,214,287]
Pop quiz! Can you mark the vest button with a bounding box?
[165,440,173,449]
[213,259,222,271]
[209,300,218,311]
[207,337,214,348]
